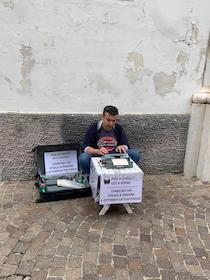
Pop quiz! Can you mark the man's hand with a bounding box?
[115,145,127,153]
[98,147,109,155]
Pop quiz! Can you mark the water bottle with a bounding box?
[40,183,47,193]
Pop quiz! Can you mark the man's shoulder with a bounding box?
[87,121,98,131]
[115,123,123,130]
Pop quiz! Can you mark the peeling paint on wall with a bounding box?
[126,52,152,84]
[153,72,177,96]
[4,76,12,90]
[176,51,189,76]
[88,73,117,94]
[127,52,144,72]
[196,48,207,79]
[0,75,13,90]
[18,45,35,95]
[185,22,199,46]
[126,69,152,84]
[1,0,14,10]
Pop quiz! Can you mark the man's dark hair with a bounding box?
[103,105,119,116]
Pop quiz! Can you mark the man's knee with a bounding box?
[79,152,92,174]
[128,149,140,163]
[79,152,91,165]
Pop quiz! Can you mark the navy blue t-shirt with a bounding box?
[97,128,117,152]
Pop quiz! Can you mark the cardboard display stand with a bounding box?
[33,143,91,202]
[89,157,144,215]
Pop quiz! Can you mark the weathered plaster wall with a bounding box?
[0,0,210,114]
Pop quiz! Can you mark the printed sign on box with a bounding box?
[44,150,78,175]
[89,160,100,199]
[89,157,143,206]
[100,173,142,205]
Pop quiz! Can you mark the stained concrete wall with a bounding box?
[0,0,210,114]
[0,113,189,180]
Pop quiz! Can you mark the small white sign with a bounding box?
[111,158,129,166]
[44,150,78,175]
[100,173,142,205]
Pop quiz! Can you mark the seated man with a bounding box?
[79,105,140,174]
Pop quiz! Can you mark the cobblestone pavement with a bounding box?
[0,175,210,280]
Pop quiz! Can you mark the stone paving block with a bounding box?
[85,241,99,252]
[34,255,52,270]
[30,270,48,280]
[84,251,98,263]
[156,256,173,269]
[6,276,24,280]
[202,240,210,250]
[114,234,126,245]
[55,244,69,256]
[60,237,72,247]
[87,231,100,242]
[183,254,199,265]
[0,246,12,257]
[72,237,85,247]
[98,253,112,264]
[142,263,160,278]
[0,255,6,266]
[186,264,206,277]
[126,236,139,248]
[47,277,63,280]
[113,256,128,268]
[69,245,84,256]
[100,242,112,254]
[67,255,82,268]
[45,237,59,248]
[169,252,187,273]
[166,240,180,251]
[51,230,64,240]
[66,268,81,280]
[7,253,22,265]
[113,244,127,256]
[140,233,151,242]
[160,269,177,280]
[38,247,56,257]
[193,247,208,258]
[129,270,143,280]
[115,269,130,280]
[179,244,194,254]
[83,262,97,275]
[176,271,192,279]
[0,264,17,277]
[15,259,35,276]
[97,264,113,277]
[165,231,177,242]
[12,241,30,254]
[48,266,65,277]
[198,256,210,270]
[128,258,142,270]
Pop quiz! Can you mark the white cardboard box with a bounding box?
[89,157,144,205]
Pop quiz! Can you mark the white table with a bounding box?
[89,157,143,215]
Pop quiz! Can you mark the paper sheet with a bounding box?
[111,158,129,166]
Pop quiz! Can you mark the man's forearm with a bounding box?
[84,146,99,155]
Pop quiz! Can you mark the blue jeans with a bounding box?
[79,149,140,174]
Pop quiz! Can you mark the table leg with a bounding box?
[99,205,111,216]
[123,204,133,214]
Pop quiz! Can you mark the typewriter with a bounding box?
[100,153,133,169]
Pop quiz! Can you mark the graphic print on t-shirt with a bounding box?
[97,136,117,152]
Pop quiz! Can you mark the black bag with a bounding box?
[33,143,91,202]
